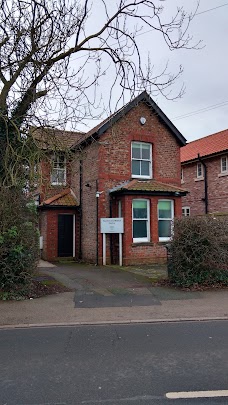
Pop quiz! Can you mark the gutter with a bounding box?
[198,153,208,214]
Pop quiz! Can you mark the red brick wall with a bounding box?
[97,103,181,185]
[71,144,99,262]
[69,101,183,265]
[39,156,72,203]
[182,154,228,215]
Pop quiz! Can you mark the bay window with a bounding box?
[132,199,150,242]
[158,200,174,241]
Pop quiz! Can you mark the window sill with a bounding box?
[158,241,171,245]
[218,172,228,177]
[131,242,153,247]
[51,183,66,186]
[194,177,204,182]
[131,175,152,180]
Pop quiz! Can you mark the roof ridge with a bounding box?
[72,91,186,149]
[186,129,228,145]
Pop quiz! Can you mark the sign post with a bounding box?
[100,218,124,266]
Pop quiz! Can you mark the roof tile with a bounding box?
[32,127,84,150]
[181,129,228,162]
[41,188,79,207]
[110,179,186,194]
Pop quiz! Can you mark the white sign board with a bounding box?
[101,218,124,234]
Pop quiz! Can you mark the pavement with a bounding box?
[0,260,228,328]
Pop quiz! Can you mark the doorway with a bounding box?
[58,214,74,257]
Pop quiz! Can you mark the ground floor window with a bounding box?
[182,206,190,217]
[132,199,150,242]
[158,200,174,241]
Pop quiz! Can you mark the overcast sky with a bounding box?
[157,0,228,142]
[75,0,228,143]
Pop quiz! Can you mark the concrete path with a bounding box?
[0,261,228,328]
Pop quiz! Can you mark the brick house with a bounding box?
[181,129,228,216]
[38,91,187,265]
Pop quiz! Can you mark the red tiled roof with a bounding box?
[41,188,79,207]
[32,127,84,150]
[110,179,187,194]
[181,129,228,162]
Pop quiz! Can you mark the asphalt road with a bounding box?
[0,321,228,404]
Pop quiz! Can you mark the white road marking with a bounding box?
[166,390,228,399]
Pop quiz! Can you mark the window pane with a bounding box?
[51,169,58,183]
[197,163,202,177]
[57,169,65,183]
[133,200,148,219]
[222,157,227,172]
[133,220,147,238]
[159,220,171,238]
[58,155,65,168]
[141,160,150,176]
[158,201,172,218]
[132,143,141,159]
[132,160,140,175]
[141,144,150,160]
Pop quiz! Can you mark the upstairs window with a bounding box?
[158,200,174,241]
[131,142,152,178]
[51,154,66,185]
[221,156,228,173]
[196,162,203,178]
[132,199,150,242]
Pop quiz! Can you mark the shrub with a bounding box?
[0,187,39,291]
[168,216,228,287]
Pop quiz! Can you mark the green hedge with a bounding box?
[0,187,39,291]
[168,216,228,287]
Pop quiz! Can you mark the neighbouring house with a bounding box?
[181,129,228,216]
[36,91,187,265]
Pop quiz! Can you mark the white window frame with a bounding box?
[196,162,203,178]
[51,154,66,185]
[158,199,174,242]
[182,206,190,217]
[221,156,228,173]
[132,199,150,243]
[181,168,184,183]
[131,142,152,179]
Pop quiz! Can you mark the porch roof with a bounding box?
[109,179,187,196]
[40,188,79,207]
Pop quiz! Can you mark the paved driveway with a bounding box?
[39,262,202,308]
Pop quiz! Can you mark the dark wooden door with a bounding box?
[58,214,74,257]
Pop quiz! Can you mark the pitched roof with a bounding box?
[40,188,79,207]
[32,127,84,150]
[72,91,186,149]
[109,179,187,195]
[181,129,228,163]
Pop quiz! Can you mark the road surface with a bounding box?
[0,320,227,404]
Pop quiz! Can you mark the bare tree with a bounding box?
[0,0,200,186]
